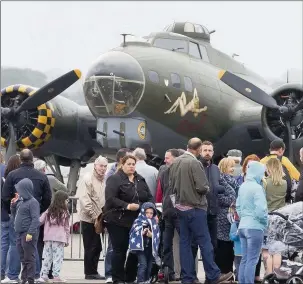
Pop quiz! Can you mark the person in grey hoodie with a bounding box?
[11,178,40,284]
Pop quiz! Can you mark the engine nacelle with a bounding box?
[1,84,56,150]
[261,83,303,159]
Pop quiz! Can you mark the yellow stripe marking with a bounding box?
[18,85,28,93]
[51,118,55,127]
[5,86,14,93]
[45,134,51,141]
[22,137,32,147]
[74,69,82,78]
[218,70,226,80]
[46,109,52,117]
[38,116,47,124]
[37,104,47,110]
[32,128,43,138]
[29,90,36,96]
[44,125,51,133]
[1,137,6,147]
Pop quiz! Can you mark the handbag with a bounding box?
[94,212,105,234]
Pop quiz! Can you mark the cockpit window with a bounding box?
[171,73,181,88]
[153,38,188,53]
[184,22,195,32]
[194,24,204,34]
[189,42,202,59]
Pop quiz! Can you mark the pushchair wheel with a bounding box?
[150,274,158,284]
[261,273,277,284]
[286,275,303,284]
[164,266,169,284]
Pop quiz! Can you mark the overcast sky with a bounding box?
[1,1,302,81]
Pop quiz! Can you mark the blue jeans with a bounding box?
[104,237,113,278]
[136,246,153,283]
[234,255,242,281]
[4,217,21,280]
[1,220,10,277]
[238,229,263,284]
[178,208,220,283]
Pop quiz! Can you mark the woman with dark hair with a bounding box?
[1,155,21,282]
[104,155,153,284]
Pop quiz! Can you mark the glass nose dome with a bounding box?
[84,51,145,117]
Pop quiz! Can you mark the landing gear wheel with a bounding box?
[261,273,278,284]
[286,275,303,284]
[164,266,169,284]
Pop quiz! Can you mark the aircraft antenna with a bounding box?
[286,69,289,83]
[120,33,133,47]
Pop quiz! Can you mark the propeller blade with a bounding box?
[15,69,82,114]
[5,122,17,163]
[218,70,279,109]
[285,121,294,163]
[294,97,303,112]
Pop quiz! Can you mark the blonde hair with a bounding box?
[218,157,235,174]
[266,158,285,186]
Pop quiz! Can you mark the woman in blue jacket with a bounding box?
[236,161,268,284]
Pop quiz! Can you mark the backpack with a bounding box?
[276,156,292,203]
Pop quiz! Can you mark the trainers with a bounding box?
[106,277,113,283]
[52,277,67,283]
[35,277,46,283]
[213,272,233,284]
[1,277,19,283]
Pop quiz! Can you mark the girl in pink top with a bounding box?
[39,191,70,283]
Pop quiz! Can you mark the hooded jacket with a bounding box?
[129,202,161,265]
[11,178,40,235]
[236,161,268,231]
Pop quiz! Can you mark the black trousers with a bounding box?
[255,255,262,277]
[207,215,217,250]
[215,239,234,274]
[81,221,102,276]
[163,216,180,277]
[107,223,138,283]
[17,233,38,284]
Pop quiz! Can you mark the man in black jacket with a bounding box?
[198,141,224,249]
[2,149,52,281]
[161,149,184,281]
[295,147,303,202]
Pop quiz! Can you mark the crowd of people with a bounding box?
[0,138,302,284]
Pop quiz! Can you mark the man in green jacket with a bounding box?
[169,137,233,284]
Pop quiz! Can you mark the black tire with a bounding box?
[286,275,303,284]
[261,273,277,284]
[164,266,169,284]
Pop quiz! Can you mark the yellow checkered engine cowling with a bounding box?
[1,84,56,150]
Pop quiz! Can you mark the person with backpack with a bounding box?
[261,139,300,203]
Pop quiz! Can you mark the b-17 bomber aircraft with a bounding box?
[1,21,302,192]
[83,21,303,166]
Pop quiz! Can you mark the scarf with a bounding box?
[129,202,161,266]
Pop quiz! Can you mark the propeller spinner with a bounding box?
[1,69,82,162]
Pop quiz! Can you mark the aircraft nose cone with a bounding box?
[83,51,145,117]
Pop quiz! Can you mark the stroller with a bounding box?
[262,202,303,284]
